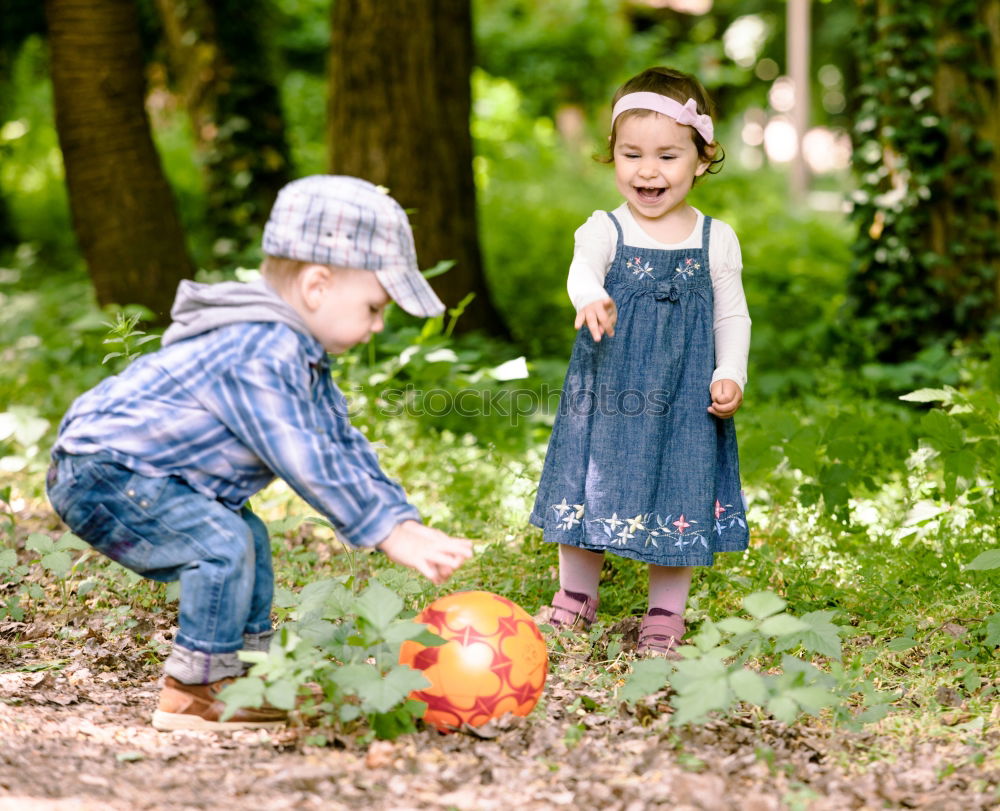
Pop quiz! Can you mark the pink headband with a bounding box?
[611,92,715,144]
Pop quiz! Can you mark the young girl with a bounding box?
[530,67,751,657]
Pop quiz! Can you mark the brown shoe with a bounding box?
[151,676,288,731]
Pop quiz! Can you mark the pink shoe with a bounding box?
[534,589,599,631]
[637,610,685,659]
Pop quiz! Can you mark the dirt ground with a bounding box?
[1,609,998,811]
[1,506,997,811]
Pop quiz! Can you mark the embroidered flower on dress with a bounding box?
[674,257,700,278]
[549,497,745,554]
[713,501,746,536]
[550,499,585,531]
[626,256,655,278]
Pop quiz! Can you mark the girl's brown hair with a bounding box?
[599,66,725,175]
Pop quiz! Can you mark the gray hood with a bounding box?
[162,279,313,346]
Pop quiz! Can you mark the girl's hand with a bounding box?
[377,520,474,584]
[708,379,743,419]
[574,297,617,342]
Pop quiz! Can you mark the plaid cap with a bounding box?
[262,175,446,317]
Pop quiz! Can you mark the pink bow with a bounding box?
[611,92,715,144]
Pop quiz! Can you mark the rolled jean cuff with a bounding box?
[163,645,245,685]
[242,630,274,653]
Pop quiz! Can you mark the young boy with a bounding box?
[46,176,474,731]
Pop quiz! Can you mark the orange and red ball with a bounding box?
[399,590,548,731]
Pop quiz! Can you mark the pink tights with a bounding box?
[558,543,693,614]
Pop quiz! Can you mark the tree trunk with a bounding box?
[44,0,194,321]
[154,0,292,252]
[328,0,507,336]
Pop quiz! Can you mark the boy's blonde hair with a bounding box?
[260,255,312,289]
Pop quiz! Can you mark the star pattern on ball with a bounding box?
[398,591,549,732]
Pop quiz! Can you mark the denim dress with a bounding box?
[530,212,749,566]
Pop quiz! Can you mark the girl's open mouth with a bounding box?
[635,186,665,202]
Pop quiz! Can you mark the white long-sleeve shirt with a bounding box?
[567,204,751,390]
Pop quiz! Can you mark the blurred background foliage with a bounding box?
[1,0,874,405]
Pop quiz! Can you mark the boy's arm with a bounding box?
[205,358,423,548]
[378,521,473,584]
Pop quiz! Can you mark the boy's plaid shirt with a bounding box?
[53,322,418,547]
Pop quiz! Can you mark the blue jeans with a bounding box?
[46,453,273,682]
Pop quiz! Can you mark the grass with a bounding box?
[2,248,997,720]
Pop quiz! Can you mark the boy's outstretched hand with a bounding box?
[575,297,617,342]
[708,379,743,419]
[377,520,474,584]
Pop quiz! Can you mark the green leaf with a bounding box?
[411,628,448,647]
[920,410,964,453]
[759,613,809,637]
[357,664,429,714]
[777,610,843,660]
[54,532,89,552]
[25,533,54,555]
[899,388,950,403]
[302,579,356,622]
[767,695,799,724]
[619,657,671,703]
[0,549,17,570]
[785,686,838,715]
[421,259,456,280]
[887,636,917,652]
[691,620,722,652]
[273,585,297,609]
[729,668,769,706]
[296,618,339,647]
[981,613,1000,648]
[264,678,299,710]
[371,702,423,740]
[670,653,729,695]
[965,549,1000,571]
[76,578,98,597]
[379,620,428,645]
[332,662,379,693]
[715,617,754,636]
[339,704,362,722]
[743,591,786,620]
[670,676,731,725]
[217,676,265,720]
[354,580,404,633]
[962,669,981,694]
[41,550,72,577]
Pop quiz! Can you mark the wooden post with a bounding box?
[787,0,811,205]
